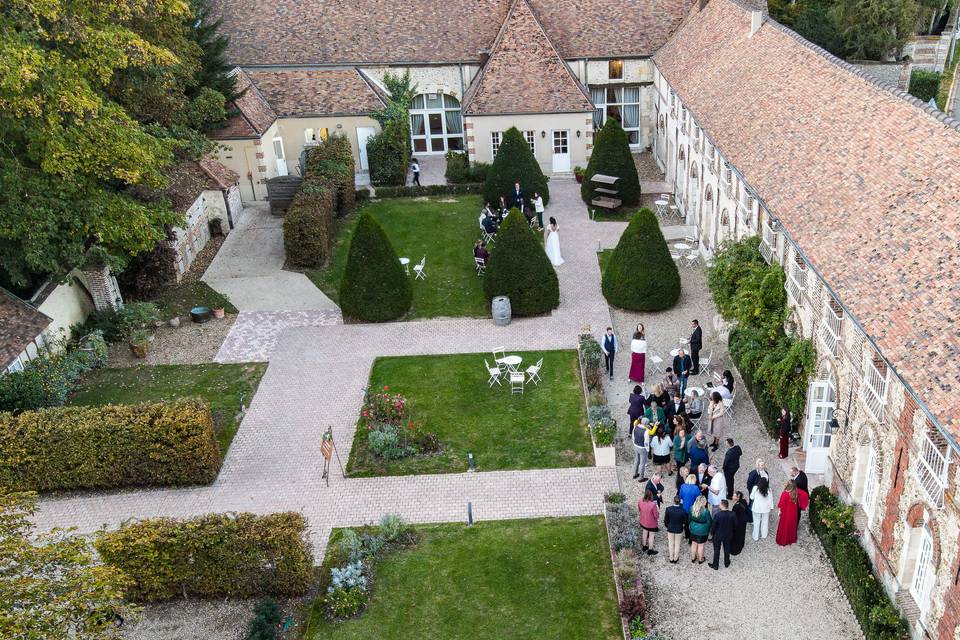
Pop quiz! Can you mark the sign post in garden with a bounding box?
[320,427,344,487]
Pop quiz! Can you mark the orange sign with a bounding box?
[320,439,333,461]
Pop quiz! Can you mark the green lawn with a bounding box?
[68,363,267,453]
[347,350,592,476]
[305,517,621,640]
[151,281,237,319]
[307,196,488,319]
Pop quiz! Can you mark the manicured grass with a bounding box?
[590,206,643,222]
[68,363,267,453]
[152,281,237,319]
[307,196,488,319]
[305,517,621,640]
[347,350,592,476]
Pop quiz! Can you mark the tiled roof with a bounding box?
[0,288,51,368]
[208,0,694,66]
[208,70,277,140]
[245,69,386,117]
[654,0,960,437]
[132,161,224,213]
[198,156,240,189]
[462,0,593,116]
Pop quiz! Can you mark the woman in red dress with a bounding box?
[628,324,647,384]
[775,480,801,546]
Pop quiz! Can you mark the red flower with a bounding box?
[361,410,368,417]
[384,385,390,391]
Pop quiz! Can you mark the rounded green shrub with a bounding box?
[482,210,559,316]
[601,209,680,310]
[339,212,412,321]
[368,119,409,186]
[581,118,641,207]
[283,181,336,268]
[483,127,549,207]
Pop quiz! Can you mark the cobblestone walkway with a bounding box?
[37,180,620,559]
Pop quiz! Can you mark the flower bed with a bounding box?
[579,332,616,466]
[808,487,908,640]
[358,386,440,462]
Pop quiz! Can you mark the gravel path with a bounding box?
[121,599,254,640]
[106,315,237,368]
[606,266,862,640]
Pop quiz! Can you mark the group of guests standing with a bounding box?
[480,182,546,235]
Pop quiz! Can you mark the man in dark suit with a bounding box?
[791,466,809,493]
[511,181,525,212]
[709,499,737,569]
[672,348,693,394]
[689,319,703,375]
[722,437,743,499]
[665,392,687,425]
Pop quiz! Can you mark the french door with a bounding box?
[551,130,570,173]
[805,381,835,473]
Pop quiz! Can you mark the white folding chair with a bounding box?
[684,234,699,247]
[413,256,426,280]
[484,359,502,387]
[650,353,665,373]
[510,371,525,395]
[670,251,681,262]
[525,357,544,386]
[713,371,723,386]
[698,349,713,377]
[475,257,486,276]
[723,387,737,418]
[492,347,507,371]
[684,251,699,268]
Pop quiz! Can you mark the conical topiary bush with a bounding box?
[339,212,412,321]
[483,209,559,316]
[601,208,680,310]
[483,127,549,207]
[581,118,641,207]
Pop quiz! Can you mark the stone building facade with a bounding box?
[652,0,960,637]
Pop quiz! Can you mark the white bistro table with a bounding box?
[399,257,410,275]
[673,242,691,251]
[500,355,523,372]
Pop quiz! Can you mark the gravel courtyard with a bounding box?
[605,265,862,640]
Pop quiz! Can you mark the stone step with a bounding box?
[592,196,622,209]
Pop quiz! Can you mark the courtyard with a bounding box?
[28,179,861,639]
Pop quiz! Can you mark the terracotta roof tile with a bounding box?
[654,0,960,437]
[462,0,593,116]
[0,288,51,368]
[245,69,386,117]
[209,0,694,65]
[208,70,277,140]
[198,156,240,189]
[132,161,222,213]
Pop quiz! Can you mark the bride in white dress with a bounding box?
[544,216,564,266]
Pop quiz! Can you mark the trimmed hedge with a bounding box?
[581,118,640,207]
[908,69,941,103]
[304,135,356,218]
[809,487,909,640]
[368,119,409,186]
[95,512,313,602]
[374,183,482,198]
[483,127,549,206]
[339,212,412,321]
[483,210,559,316]
[601,209,680,310]
[0,399,221,491]
[283,180,336,268]
[445,151,489,184]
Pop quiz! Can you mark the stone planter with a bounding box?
[168,316,180,328]
[129,335,153,359]
[212,307,225,319]
[593,442,616,466]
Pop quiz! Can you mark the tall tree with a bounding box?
[189,0,239,103]
[830,0,919,59]
[0,492,130,639]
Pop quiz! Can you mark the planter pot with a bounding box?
[168,316,180,328]
[212,307,225,319]
[593,443,616,467]
[190,306,212,323]
[575,174,584,183]
[129,341,150,359]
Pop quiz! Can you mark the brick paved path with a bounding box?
[36,180,620,558]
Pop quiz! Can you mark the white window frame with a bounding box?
[786,249,807,305]
[523,130,536,155]
[6,358,24,374]
[817,298,843,357]
[760,217,778,263]
[591,85,643,146]
[910,525,935,611]
[862,444,879,522]
[916,428,951,509]
[491,131,502,159]
[860,354,889,423]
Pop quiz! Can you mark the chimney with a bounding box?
[750,10,763,37]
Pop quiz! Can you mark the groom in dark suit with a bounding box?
[689,319,703,375]
[511,181,526,212]
[672,348,693,394]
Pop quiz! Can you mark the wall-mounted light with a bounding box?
[541,130,546,138]
[576,130,581,138]
[336,123,343,129]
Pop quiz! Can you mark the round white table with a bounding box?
[500,355,523,371]
[399,257,410,275]
[655,199,668,207]
[673,242,691,251]
[685,386,705,398]
[670,348,680,357]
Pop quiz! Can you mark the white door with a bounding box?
[910,527,934,610]
[805,381,835,473]
[356,126,376,171]
[551,130,570,173]
[272,137,288,176]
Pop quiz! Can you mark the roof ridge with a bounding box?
[520,0,594,105]
[354,68,390,108]
[460,0,519,112]
[239,69,279,133]
[719,0,960,132]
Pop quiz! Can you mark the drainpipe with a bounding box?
[221,189,235,230]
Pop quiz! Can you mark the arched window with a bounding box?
[854,433,880,522]
[409,93,463,154]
